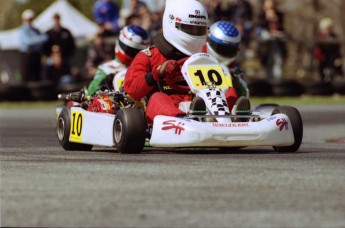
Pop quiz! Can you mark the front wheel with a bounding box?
[271,106,303,152]
[113,108,147,154]
[56,107,93,151]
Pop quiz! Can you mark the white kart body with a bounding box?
[149,53,294,148]
[150,114,294,147]
[60,106,294,148]
[66,107,116,147]
[57,53,297,150]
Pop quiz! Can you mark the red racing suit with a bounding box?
[124,46,238,124]
[124,46,190,124]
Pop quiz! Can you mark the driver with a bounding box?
[125,0,248,124]
[87,25,150,95]
[204,21,250,114]
[124,0,209,124]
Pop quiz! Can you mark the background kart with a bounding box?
[56,53,303,153]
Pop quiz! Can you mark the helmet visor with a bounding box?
[175,22,208,36]
[209,39,239,58]
[118,39,141,58]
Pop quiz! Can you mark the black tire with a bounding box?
[113,108,147,154]
[56,107,93,151]
[271,106,303,152]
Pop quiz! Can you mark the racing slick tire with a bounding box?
[56,107,93,151]
[113,108,147,154]
[271,106,303,152]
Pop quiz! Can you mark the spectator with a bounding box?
[124,13,142,27]
[19,9,48,82]
[256,0,287,80]
[204,0,238,23]
[44,45,73,84]
[203,0,222,24]
[313,17,343,81]
[96,21,117,37]
[120,0,165,36]
[93,0,120,35]
[136,4,153,31]
[229,0,253,23]
[129,0,147,13]
[84,33,114,78]
[119,0,148,28]
[228,0,254,47]
[149,11,163,37]
[43,13,75,72]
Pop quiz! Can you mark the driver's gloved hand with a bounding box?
[152,60,180,81]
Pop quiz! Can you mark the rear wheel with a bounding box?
[272,106,303,152]
[113,108,147,154]
[57,107,93,151]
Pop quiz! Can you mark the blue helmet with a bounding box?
[207,21,241,64]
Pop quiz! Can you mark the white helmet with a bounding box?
[207,21,241,65]
[115,25,150,66]
[163,0,209,56]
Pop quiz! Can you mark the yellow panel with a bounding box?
[69,111,84,142]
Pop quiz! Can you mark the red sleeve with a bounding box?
[124,52,154,100]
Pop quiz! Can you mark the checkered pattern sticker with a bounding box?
[205,88,230,115]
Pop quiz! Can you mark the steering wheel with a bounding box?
[165,57,190,93]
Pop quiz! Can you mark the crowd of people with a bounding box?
[18,0,343,89]
[85,0,344,83]
[19,10,76,85]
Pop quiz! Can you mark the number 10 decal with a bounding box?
[194,69,223,86]
[70,111,83,142]
[187,65,231,89]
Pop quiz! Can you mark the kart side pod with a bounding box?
[149,114,295,148]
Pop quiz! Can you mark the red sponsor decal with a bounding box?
[212,123,249,127]
[162,120,185,135]
[176,17,182,22]
[276,118,288,131]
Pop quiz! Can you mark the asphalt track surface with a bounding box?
[1,104,345,227]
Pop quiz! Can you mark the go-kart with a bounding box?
[56,53,303,153]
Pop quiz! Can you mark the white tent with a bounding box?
[0,0,98,50]
[0,28,20,50]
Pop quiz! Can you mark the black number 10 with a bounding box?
[194,69,223,85]
[71,113,82,136]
